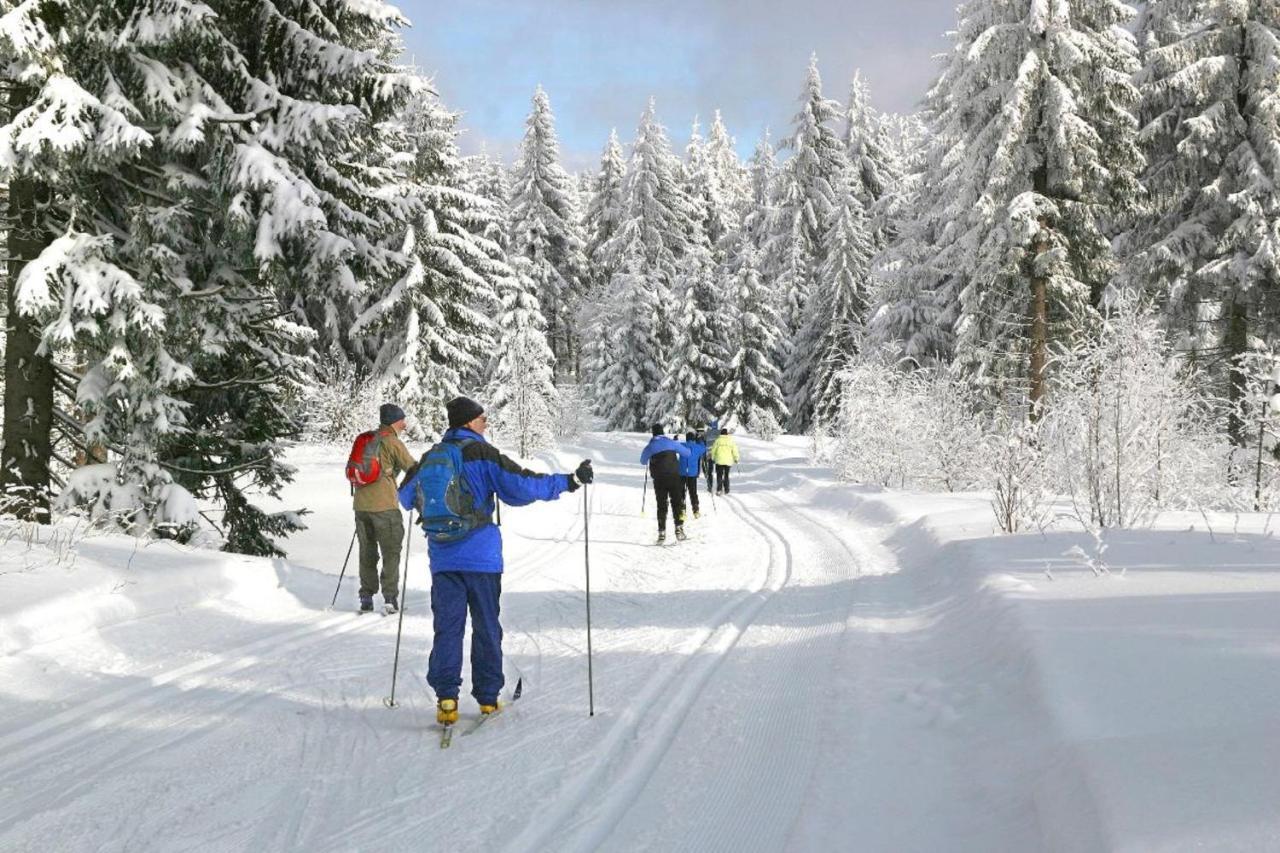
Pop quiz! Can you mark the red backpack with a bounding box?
[346,431,384,487]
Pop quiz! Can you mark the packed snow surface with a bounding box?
[2,433,1279,851]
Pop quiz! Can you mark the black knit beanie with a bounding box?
[379,403,406,426]
[651,423,664,437]
[447,396,485,429]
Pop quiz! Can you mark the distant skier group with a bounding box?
[640,420,741,544]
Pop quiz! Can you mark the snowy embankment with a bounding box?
[0,434,1278,852]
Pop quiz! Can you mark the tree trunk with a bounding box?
[1028,220,1050,420]
[1,84,55,521]
[1225,297,1248,447]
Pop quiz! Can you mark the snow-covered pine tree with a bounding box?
[584,129,628,289]
[488,257,558,457]
[591,99,696,426]
[743,131,778,252]
[769,56,848,430]
[868,106,954,368]
[654,243,729,428]
[685,113,747,259]
[802,170,875,427]
[842,71,903,250]
[1,0,420,552]
[579,130,628,408]
[934,0,1144,412]
[718,241,789,429]
[351,90,502,437]
[707,111,750,231]
[593,248,666,430]
[508,86,588,377]
[768,56,846,343]
[467,150,514,253]
[1129,0,1280,446]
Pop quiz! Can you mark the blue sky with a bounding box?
[398,1,959,170]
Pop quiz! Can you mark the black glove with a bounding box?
[575,459,594,485]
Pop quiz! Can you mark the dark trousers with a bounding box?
[354,509,403,599]
[703,458,713,491]
[653,475,685,531]
[716,465,732,494]
[682,476,700,514]
[427,571,504,704]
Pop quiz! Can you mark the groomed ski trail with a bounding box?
[0,435,1055,852]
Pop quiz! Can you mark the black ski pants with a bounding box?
[682,475,700,515]
[715,465,732,494]
[653,474,685,531]
[702,456,714,491]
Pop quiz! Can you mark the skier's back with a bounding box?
[709,428,740,494]
[640,424,690,542]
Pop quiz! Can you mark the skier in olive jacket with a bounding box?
[352,403,416,613]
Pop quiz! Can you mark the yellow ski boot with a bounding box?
[436,698,459,726]
[478,701,500,716]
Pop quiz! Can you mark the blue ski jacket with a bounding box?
[640,435,690,479]
[679,441,707,478]
[397,427,573,573]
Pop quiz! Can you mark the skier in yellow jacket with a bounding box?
[709,428,740,495]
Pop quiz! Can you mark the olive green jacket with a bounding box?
[352,426,415,513]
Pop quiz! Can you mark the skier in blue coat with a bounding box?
[398,396,593,726]
[680,431,708,519]
[640,424,690,543]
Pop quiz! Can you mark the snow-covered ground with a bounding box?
[2,433,1279,852]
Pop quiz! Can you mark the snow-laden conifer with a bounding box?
[1128,0,1280,445]
[868,105,955,367]
[467,151,514,253]
[743,130,779,253]
[842,72,903,249]
[508,87,588,375]
[654,243,730,427]
[589,100,695,424]
[717,242,788,429]
[488,258,558,457]
[930,0,1144,410]
[592,247,666,430]
[352,91,501,436]
[1,0,422,552]
[584,129,628,290]
[767,56,846,343]
[803,172,875,428]
[686,112,748,256]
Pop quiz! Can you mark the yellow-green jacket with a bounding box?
[353,426,416,513]
[709,434,740,466]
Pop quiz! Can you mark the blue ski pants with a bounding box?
[427,571,504,704]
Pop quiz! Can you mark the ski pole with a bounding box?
[384,515,414,709]
[584,483,595,717]
[641,468,648,517]
[329,528,358,608]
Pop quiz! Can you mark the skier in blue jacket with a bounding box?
[680,431,708,519]
[640,424,690,543]
[398,395,593,726]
